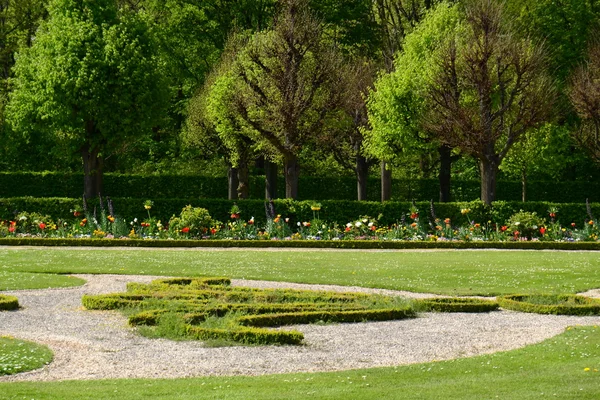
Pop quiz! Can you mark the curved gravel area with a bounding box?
[1,274,600,382]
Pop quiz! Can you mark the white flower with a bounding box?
[134,218,138,223]
[362,219,368,223]
[297,222,301,226]
[346,222,353,228]
[355,221,362,227]
[368,222,374,227]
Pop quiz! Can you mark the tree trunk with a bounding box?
[438,144,452,202]
[521,168,527,203]
[81,144,103,199]
[480,159,499,206]
[356,155,368,201]
[228,166,239,200]
[381,161,392,202]
[285,155,299,199]
[237,160,249,200]
[264,159,278,200]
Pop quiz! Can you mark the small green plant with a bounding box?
[0,294,19,310]
[506,210,546,239]
[168,206,218,237]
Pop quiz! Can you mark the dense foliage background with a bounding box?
[2,0,600,204]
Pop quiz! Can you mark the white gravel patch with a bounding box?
[1,274,600,382]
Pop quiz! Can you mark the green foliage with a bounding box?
[415,297,499,313]
[498,295,600,316]
[168,206,218,237]
[83,276,416,345]
[506,210,546,238]
[0,295,19,311]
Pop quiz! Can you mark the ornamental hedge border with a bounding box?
[83,277,415,345]
[415,297,499,313]
[1,172,599,203]
[3,237,600,250]
[1,197,599,228]
[0,294,19,311]
[497,294,600,315]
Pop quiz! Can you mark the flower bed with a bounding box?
[1,201,599,246]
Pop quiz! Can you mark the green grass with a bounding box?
[1,326,599,399]
[2,248,600,295]
[0,336,53,376]
[0,271,84,291]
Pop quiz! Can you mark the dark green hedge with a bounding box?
[1,196,599,227]
[237,307,416,327]
[185,325,304,345]
[415,298,499,313]
[2,171,599,202]
[497,295,600,315]
[2,237,600,250]
[0,294,19,311]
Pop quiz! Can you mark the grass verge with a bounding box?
[2,248,600,295]
[0,271,84,291]
[0,326,599,399]
[0,336,53,376]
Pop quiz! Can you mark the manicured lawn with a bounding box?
[0,336,53,376]
[1,248,600,295]
[0,271,84,291]
[1,326,599,399]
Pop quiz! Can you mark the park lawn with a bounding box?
[1,248,600,295]
[0,326,599,399]
[0,336,53,376]
[0,271,84,291]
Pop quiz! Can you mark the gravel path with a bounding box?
[1,274,600,382]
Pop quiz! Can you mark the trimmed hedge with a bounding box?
[237,307,416,327]
[0,294,19,311]
[497,294,600,315]
[185,325,304,345]
[2,237,600,250]
[1,171,599,202]
[1,197,599,228]
[415,297,499,313]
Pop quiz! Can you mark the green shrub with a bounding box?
[168,205,218,237]
[185,326,304,345]
[237,307,415,327]
[0,295,19,311]
[497,294,600,315]
[415,297,499,312]
[507,211,546,238]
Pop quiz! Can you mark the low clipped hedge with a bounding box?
[497,294,600,315]
[185,326,304,345]
[2,197,599,228]
[237,307,415,327]
[415,297,499,313]
[2,237,600,250]
[0,295,19,311]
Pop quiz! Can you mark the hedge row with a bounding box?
[1,171,599,202]
[237,307,416,327]
[1,197,599,227]
[3,237,600,250]
[415,298,499,313]
[497,295,600,315]
[0,295,19,311]
[185,325,304,345]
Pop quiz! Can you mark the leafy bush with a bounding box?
[507,211,546,239]
[168,205,218,237]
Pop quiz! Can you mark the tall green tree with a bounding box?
[7,0,168,197]
[365,2,461,202]
[424,0,554,205]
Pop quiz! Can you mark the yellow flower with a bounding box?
[584,367,591,372]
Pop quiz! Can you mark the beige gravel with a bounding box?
[1,274,600,382]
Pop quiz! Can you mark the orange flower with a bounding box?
[444,218,450,225]
[345,226,351,232]
[39,222,46,230]
[589,220,595,226]
[571,223,576,227]
[210,228,217,235]
[107,215,115,223]
[410,213,418,220]
[181,227,190,233]
[80,218,87,227]
[370,225,376,231]
[474,223,480,228]
[539,227,546,235]
[410,222,417,228]
[501,226,507,232]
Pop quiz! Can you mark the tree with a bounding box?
[424,0,553,205]
[228,0,344,199]
[569,41,600,165]
[365,2,461,202]
[7,0,168,197]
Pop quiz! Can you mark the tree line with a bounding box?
[2,0,600,205]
